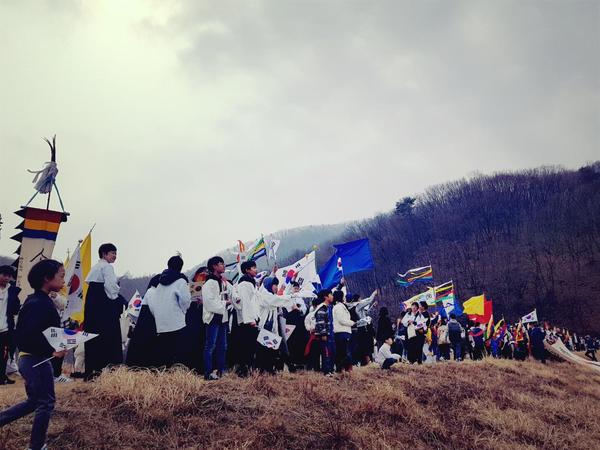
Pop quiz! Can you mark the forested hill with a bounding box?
[3,163,599,334]
[320,163,600,334]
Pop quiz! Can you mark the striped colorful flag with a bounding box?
[396,265,433,287]
[434,281,454,303]
[247,236,267,262]
[434,281,463,317]
[484,314,494,340]
[494,319,505,337]
[515,321,524,343]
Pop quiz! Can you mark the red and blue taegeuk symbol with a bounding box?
[285,270,296,284]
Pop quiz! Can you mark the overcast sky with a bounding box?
[1,0,598,275]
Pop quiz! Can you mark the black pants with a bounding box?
[407,337,420,364]
[84,326,123,378]
[237,324,259,376]
[473,343,485,360]
[156,329,182,368]
[179,302,205,373]
[382,358,397,369]
[532,346,546,363]
[408,334,425,364]
[585,350,598,362]
[255,345,277,374]
[0,332,10,381]
[306,335,321,371]
[51,356,64,378]
[438,343,450,360]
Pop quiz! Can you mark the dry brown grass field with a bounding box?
[0,359,599,450]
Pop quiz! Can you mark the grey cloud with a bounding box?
[0,0,597,274]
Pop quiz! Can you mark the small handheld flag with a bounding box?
[34,327,99,367]
[43,327,98,352]
[127,290,143,318]
[284,324,296,340]
[257,328,281,350]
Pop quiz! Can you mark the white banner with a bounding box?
[403,288,436,309]
[545,338,600,373]
[17,237,59,301]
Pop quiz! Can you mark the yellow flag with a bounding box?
[462,294,485,315]
[70,233,92,323]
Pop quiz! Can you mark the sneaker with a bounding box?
[204,373,219,381]
[54,375,73,383]
[6,359,18,374]
[0,378,15,385]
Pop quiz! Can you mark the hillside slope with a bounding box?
[322,163,600,333]
[0,360,599,449]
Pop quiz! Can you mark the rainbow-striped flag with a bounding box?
[396,265,433,287]
[434,280,454,303]
[246,236,267,262]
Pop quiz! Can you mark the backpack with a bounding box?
[438,326,449,345]
[448,321,462,342]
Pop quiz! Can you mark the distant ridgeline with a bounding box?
[117,223,349,302]
[318,162,600,334]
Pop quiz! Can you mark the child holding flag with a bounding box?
[0,259,67,450]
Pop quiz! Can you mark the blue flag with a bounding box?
[438,295,463,319]
[318,238,375,289]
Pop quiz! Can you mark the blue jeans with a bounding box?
[452,341,462,361]
[203,316,228,378]
[321,337,335,374]
[0,355,55,450]
[334,332,352,372]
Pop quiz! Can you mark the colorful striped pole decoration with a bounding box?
[11,207,69,301]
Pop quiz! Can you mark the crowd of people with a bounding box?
[124,253,381,379]
[386,304,599,366]
[0,244,599,450]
